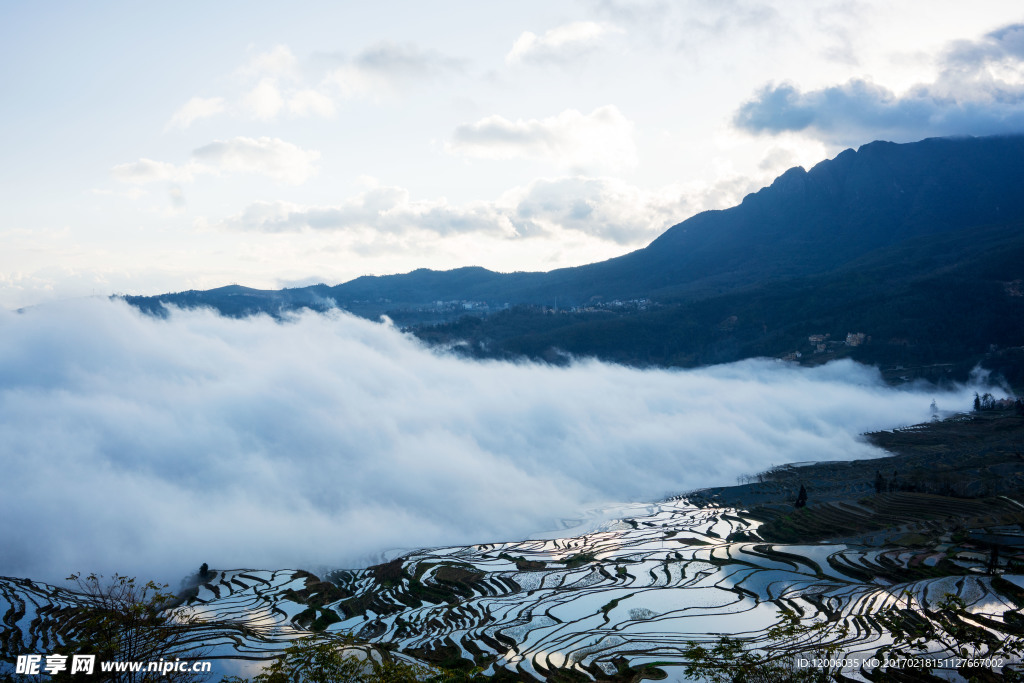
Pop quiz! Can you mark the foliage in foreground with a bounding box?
[683,612,843,683]
[54,573,208,683]
[222,636,479,683]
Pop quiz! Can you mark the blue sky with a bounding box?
[2,1,1023,308]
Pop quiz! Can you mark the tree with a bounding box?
[876,591,1024,679]
[59,573,210,683]
[683,612,844,682]
[795,484,808,509]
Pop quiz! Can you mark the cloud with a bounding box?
[353,41,465,78]
[944,24,1024,69]
[111,158,198,184]
[192,137,320,184]
[168,47,299,127]
[113,137,320,186]
[243,79,285,120]
[592,0,780,51]
[592,0,671,24]
[504,177,691,244]
[165,96,227,130]
[244,44,299,77]
[734,22,1024,143]
[506,21,623,65]
[734,79,1024,143]
[219,189,517,238]
[324,41,465,100]
[288,89,336,117]
[168,41,460,125]
[811,2,867,66]
[448,106,637,172]
[218,175,705,245]
[0,299,989,582]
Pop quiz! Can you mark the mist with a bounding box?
[0,299,992,582]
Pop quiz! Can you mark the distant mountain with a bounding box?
[126,134,1024,383]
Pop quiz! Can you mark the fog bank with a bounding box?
[0,299,990,581]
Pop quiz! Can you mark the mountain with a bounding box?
[126,134,1024,383]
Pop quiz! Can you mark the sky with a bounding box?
[2,1,1024,309]
[0,299,995,581]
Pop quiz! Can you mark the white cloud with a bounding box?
[172,45,313,125]
[113,137,320,186]
[505,177,689,244]
[166,41,460,127]
[245,44,298,77]
[591,0,783,53]
[192,137,320,184]
[165,96,227,130]
[323,41,465,101]
[448,105,637,172]
[324,63,379,99]
[219,188,517,238]
[243,78,285,120]
[0,298,987,581]
[288,89,336,117]
[506,21,623,65]
[217,172,777,246]
[111,158,199,184]
[354,41,464,78]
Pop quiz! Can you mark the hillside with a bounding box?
[418,217,1024,380]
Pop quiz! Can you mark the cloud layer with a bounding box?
[0,299,988,582]
[735,23,1024,143]
[218,175,696,245]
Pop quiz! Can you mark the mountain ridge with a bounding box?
[131,134,1024,308]
[126,134,1024,383]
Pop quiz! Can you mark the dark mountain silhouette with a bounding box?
[126,134,1024,383]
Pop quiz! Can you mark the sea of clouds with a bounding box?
[0,298,998,582]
